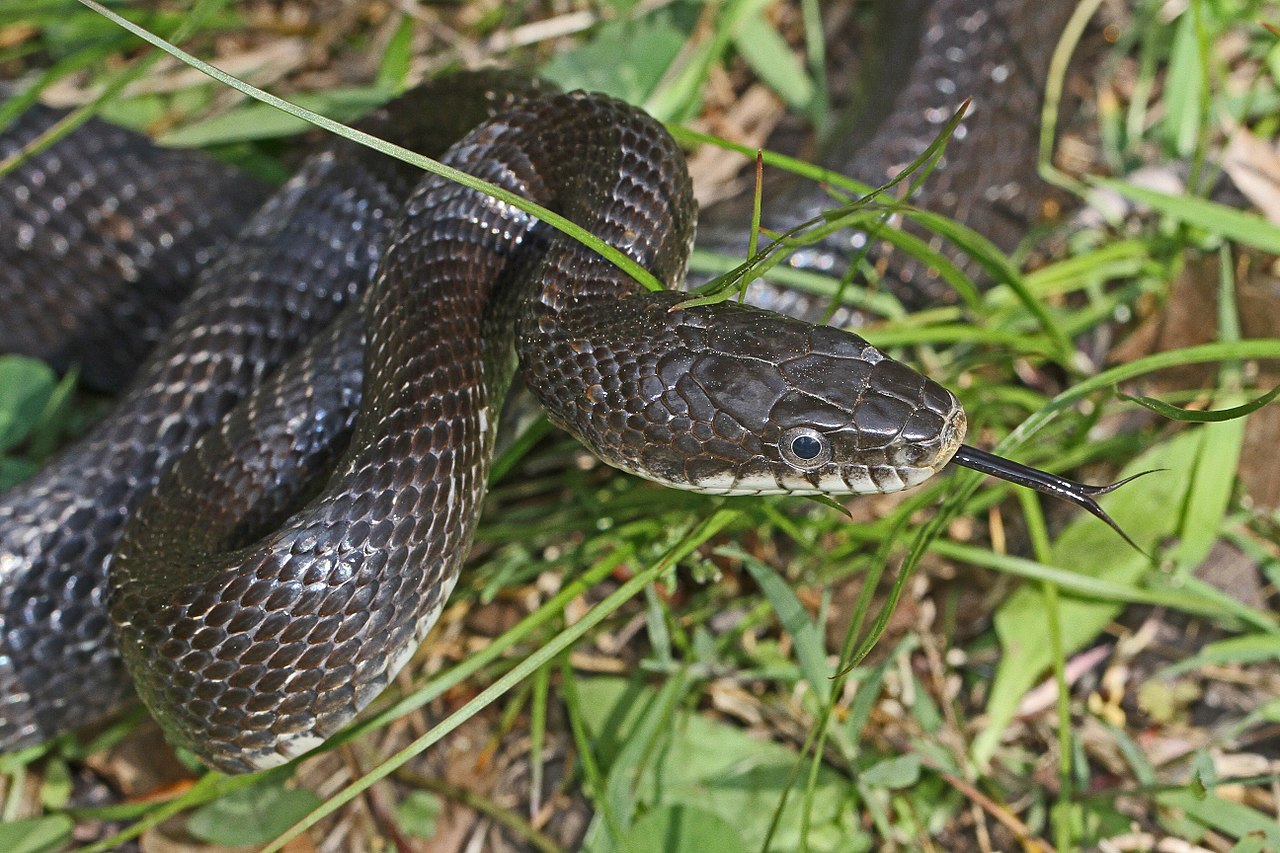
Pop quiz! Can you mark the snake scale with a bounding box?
[0,0,1132,773]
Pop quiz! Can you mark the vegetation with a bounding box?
[1,0,1278,850]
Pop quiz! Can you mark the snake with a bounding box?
[0,0,1139,773]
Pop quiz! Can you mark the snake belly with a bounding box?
[0,0,1067,772]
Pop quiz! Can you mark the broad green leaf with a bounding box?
[1012,240,1156,303]
[1092,179,1280,255]
[38,758,73,810]
[0,356,56,452]
[1227,836,1267,853]
[973,429,1199,768]
[160,87,392,146]
[375,15,415,93]
[394,790,441,839]
[187,780,322,846]
[597,673,687,847]
[540,16,689,108]
[1157,790,1280,847]
[1161,4,1206,157]
[929,540,1252,620]
[624,805,750,853]
[0,458,39,491]
[858,754,921,789]
[578,677,861,853]
[1171,412,1243,572]
[0,816,73,853]
[1158,634,1280,678]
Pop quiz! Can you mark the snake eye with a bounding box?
[781,428,832,470]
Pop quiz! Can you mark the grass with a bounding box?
[2,0,1280,851]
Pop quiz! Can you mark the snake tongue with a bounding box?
[949,444,1159,554]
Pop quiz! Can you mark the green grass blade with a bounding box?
[75,0,666,294]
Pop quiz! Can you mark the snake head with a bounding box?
[523,293,967,498]
[649,303,967,496]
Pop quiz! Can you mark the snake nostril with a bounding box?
[895,443,930,468]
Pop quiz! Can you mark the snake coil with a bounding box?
[0,0,1134,772]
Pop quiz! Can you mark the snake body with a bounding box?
[720,0,1075,319]
[0,0,1073,771]
[0,76,557,758]
[0,103,268,390]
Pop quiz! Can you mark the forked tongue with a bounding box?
[950,444,1156,553]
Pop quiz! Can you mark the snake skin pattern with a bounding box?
[0,0,1068,770]
[0,75,555,756]
[0,104,268,390]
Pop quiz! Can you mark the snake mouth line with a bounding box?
[950,444,1157,553]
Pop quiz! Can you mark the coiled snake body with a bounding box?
[0,0,1123,772]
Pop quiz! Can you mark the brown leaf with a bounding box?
[1224,127,1280,223]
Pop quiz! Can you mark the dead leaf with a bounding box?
[1224,127,1280,223]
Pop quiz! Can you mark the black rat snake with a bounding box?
[0,0,1136,773]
